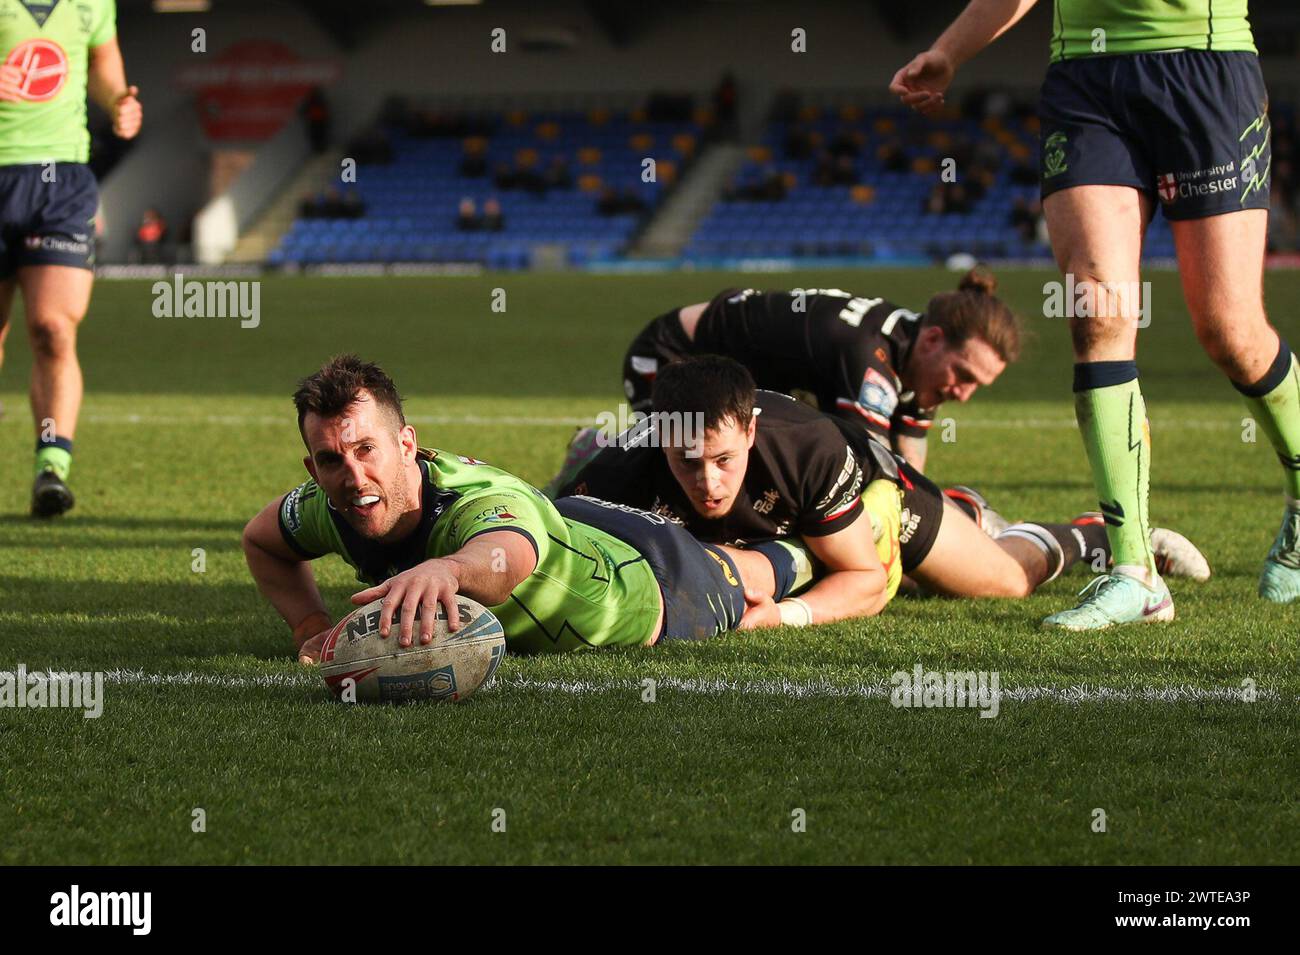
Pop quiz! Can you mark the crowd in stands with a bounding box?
[299,187,366,219]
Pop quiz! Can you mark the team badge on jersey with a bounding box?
[857,367,899,424]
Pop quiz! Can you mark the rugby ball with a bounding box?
[319,596,506,703]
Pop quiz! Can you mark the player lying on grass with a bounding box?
[552,356,1209,607]
[616,268,1021,474]
[242,355,819,661]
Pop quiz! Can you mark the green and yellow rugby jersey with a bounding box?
[277,449,663,654]
[1050,0,1255,62]
[0,0,116,165]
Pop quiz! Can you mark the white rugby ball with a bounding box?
[319,596,506,703]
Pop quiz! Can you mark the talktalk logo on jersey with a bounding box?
[5,38,69,102]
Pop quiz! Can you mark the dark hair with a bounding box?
[925,266,1022,363]
[292,354,406,440]
[651,355,756,432]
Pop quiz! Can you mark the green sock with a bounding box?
[1074,370,1155,575]
[1237,351,1300,501]
[35,444,72,482]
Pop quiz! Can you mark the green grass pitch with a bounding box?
[0,268,1297,864]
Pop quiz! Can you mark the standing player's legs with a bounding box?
[1172,209,1300,600]
[1038,185,1174,628]
[0,279,14,417]
[21,264,93,515]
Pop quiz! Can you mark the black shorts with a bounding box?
[554,495,745,641]
[836,423,944,572]
[0,163,98,278]
[895,460,943,573]
[622,308,696,412]
[1038,50,1270,220]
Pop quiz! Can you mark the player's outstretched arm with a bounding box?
[350,531,537,649]
[742,517,887,628]
[889,0,1040,115]
[241,498,332,659]
[88,37,142,140]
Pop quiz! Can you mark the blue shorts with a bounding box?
[0,163,98,278]
[553,495,746,642]
[1038,51,1271,221]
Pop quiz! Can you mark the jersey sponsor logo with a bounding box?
[281,486,306,533]
[857,367,899,420]
[817,447,864,521]
[838,396,891,429]
[753,488,780,515]
[1159,163,1240,204]
[24,234,88,255]
[4,38,68,101]
[481,510,518,524]
[898,506,922,545]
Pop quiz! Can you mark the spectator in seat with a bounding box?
[482,197,505,232]
[134,207,166,264]
[456,197,480,232]
[301,87,330,154]
[879,141,909,173]
[460,145,488,178]
[544,156,574,190]
[493,162,518,191]
[341,191,365,219]
[784,125,813,160]
[831,155,859,185]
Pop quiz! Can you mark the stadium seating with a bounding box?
[269,108,705,269]
[683,105,1179,263]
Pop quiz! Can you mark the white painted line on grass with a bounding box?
[98,668,1287,704]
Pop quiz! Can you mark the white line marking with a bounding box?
[97,668,1287,704]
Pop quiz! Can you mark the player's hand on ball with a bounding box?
[112,85,143,139]
[888,51,953,116]
[738,596,782,630]
[0,64,23,102]
[353,559,462,648]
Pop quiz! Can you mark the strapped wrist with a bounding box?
[777,598,813,628]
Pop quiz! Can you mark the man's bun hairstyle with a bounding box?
[925,266,1021,363]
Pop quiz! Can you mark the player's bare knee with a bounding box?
[27,316,78,360]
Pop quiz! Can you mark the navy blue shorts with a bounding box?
[554,495,746,641]
[1038,51,1270,221]
[622,308,694,412]
[0,163,98,278]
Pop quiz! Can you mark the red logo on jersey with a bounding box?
[5,39,69,102]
